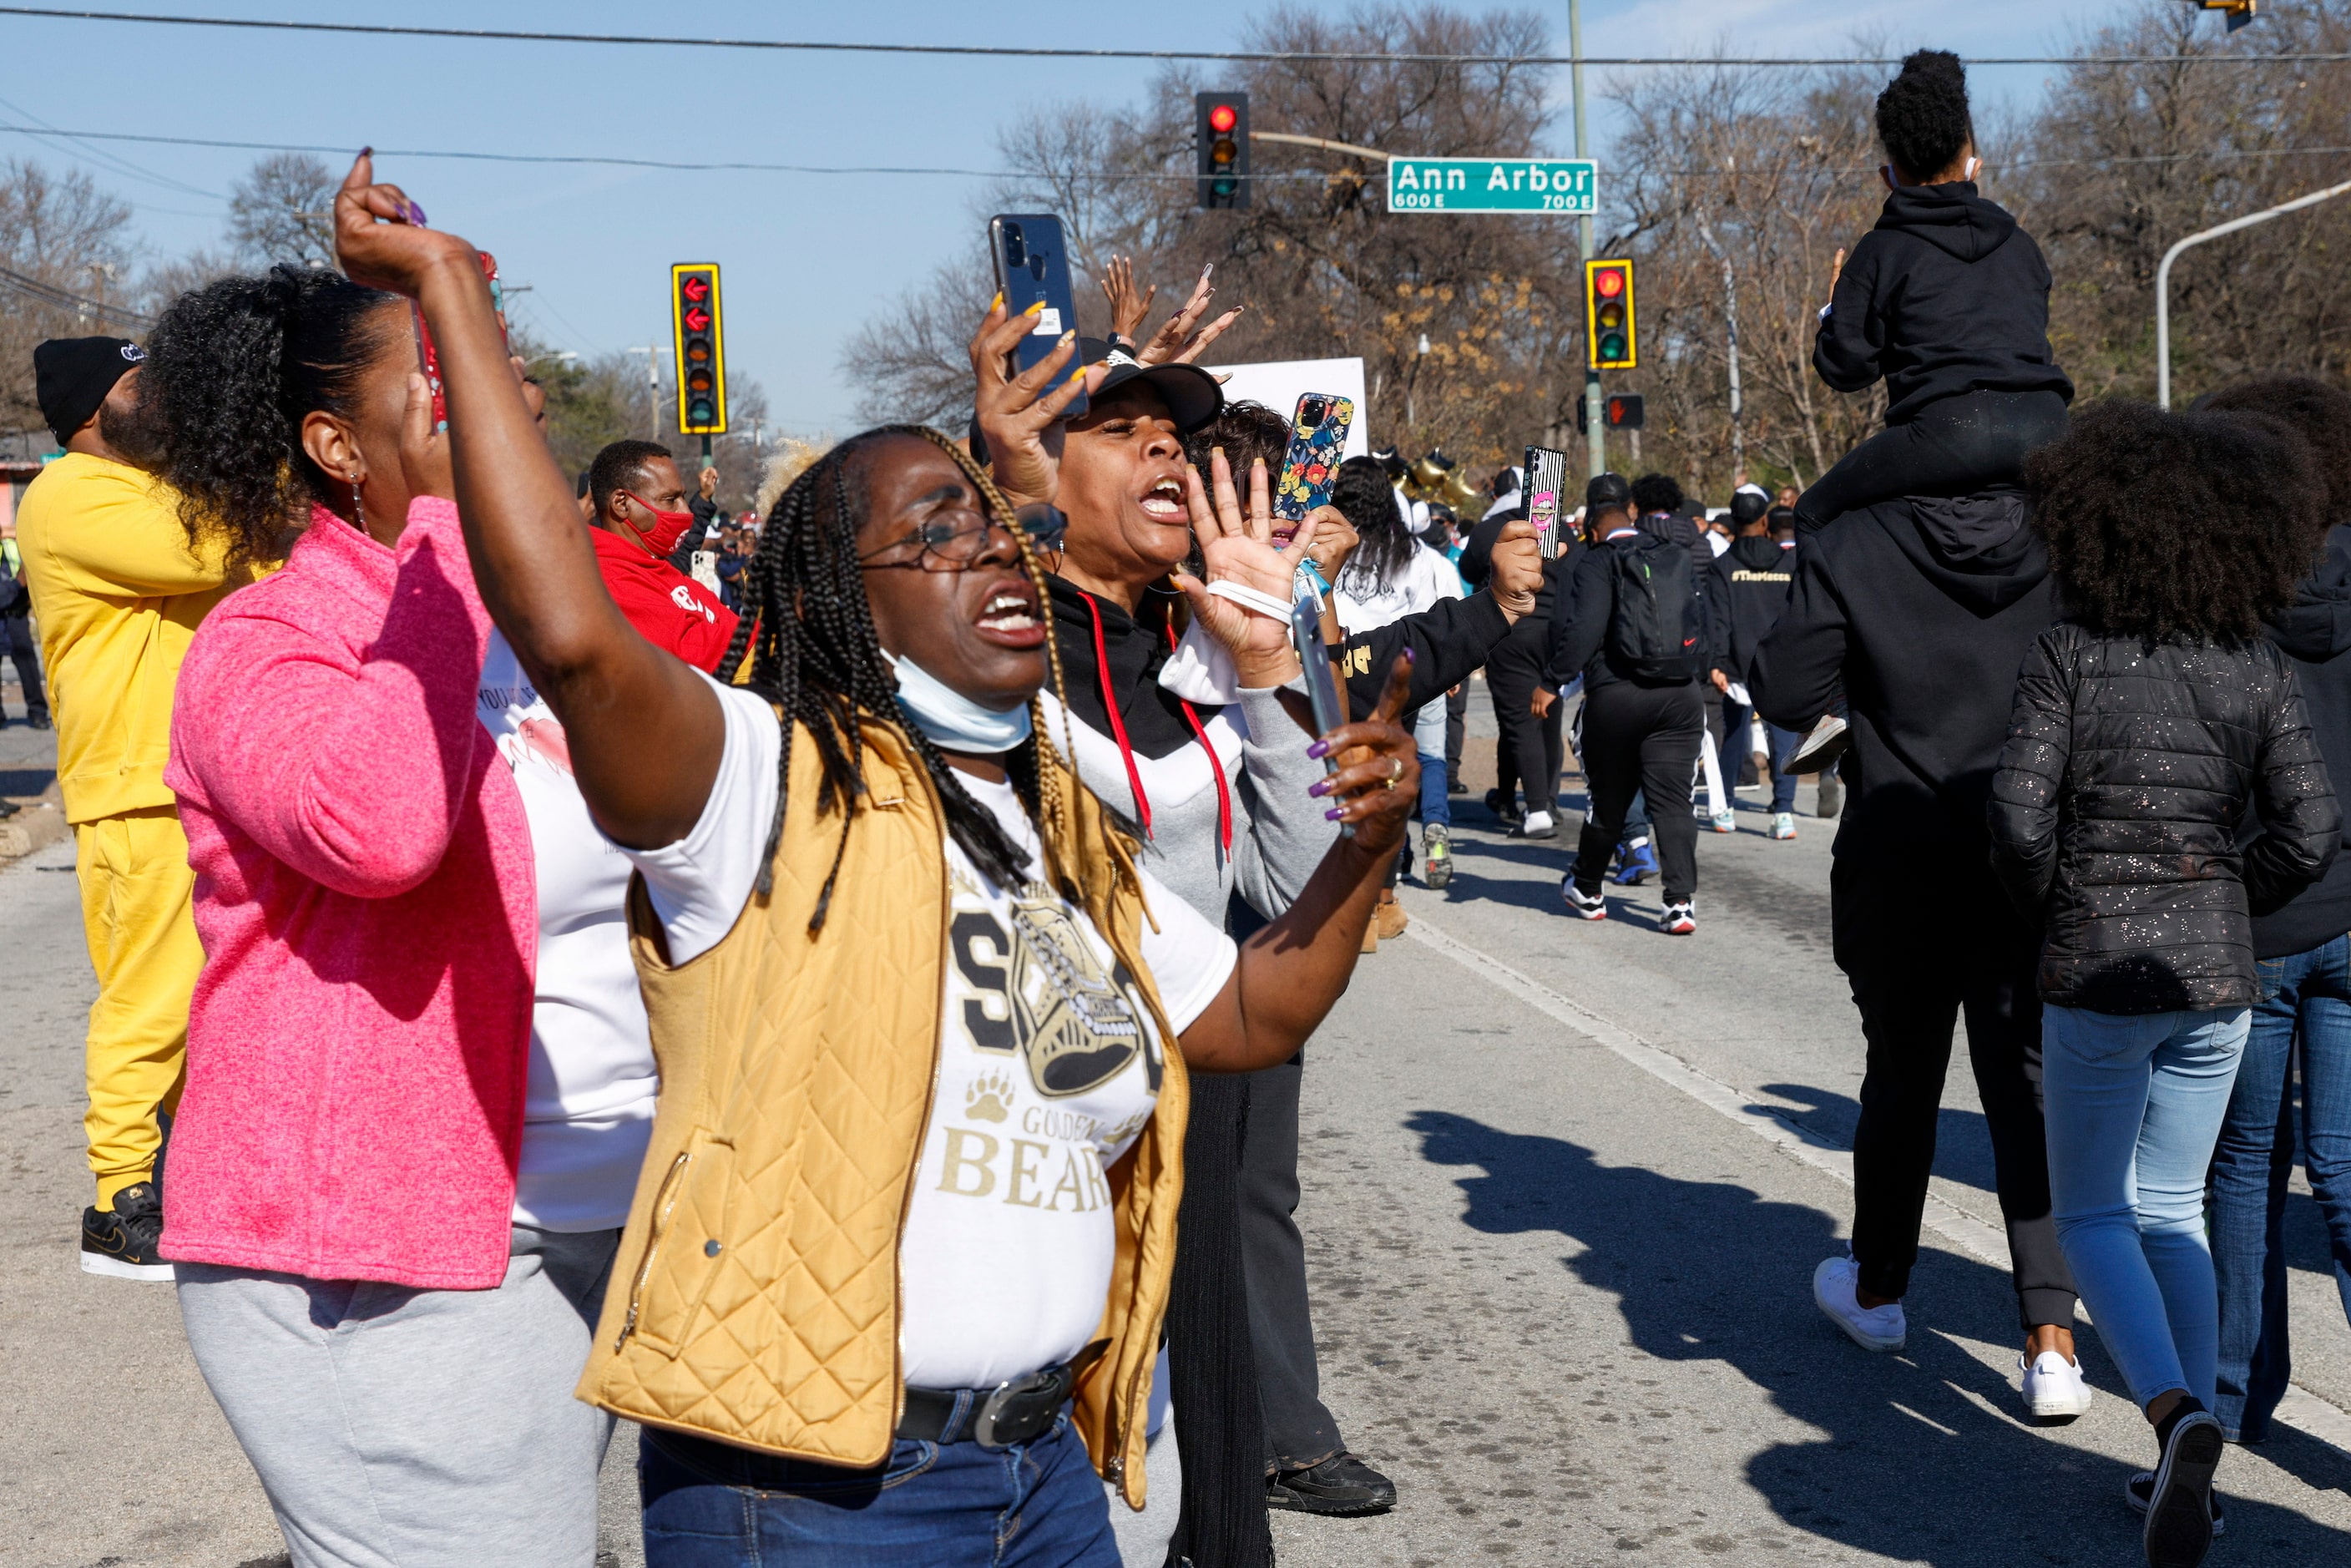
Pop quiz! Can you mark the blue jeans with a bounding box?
[2210,933,2351,1439]
[1762,721,1802,814]
[639,1413,1121,1567]
[2045,1004,2248,1411]
[1417,753,1450,828]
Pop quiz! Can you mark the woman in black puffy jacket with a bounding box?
[1989,401,2339,1568]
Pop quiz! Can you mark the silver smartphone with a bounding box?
[1288,593,1352,839]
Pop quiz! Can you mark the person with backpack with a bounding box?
[1549,473,1706,933]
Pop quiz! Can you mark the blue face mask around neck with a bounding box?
[891,651,1033,754]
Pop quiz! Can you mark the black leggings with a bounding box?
[1797,388,2069,531]
[1487,617,1564,817]
[1570,680,1703,902]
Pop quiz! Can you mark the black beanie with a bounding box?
[35,336,145,446]
[1585,472,1631,512]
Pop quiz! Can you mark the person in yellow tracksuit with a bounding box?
[15,336,240,1281]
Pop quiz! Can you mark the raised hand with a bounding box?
[1170,448,1320,688]
[1100,255,1156,345]
[1307,650,1420,856]
[966,295,1091,508]
[332,152,478,300]
[1135,264,1245,367]
[1485,517,1543,621]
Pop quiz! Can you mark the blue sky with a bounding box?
[0,1,2152,434]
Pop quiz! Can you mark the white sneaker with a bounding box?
[1512,810,1556,840]
[1813,1255,1906,1352]
[1709,809,1735,833]
[2020,1351,2094,1421]
[1770,812,1797,841]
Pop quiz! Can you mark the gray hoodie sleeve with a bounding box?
[1231,683,1341,921]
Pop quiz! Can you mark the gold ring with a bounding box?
[1388,757,1405,781]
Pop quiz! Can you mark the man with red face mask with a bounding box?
[584,440,739,673]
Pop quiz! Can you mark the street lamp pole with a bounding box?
[1694,209,1745,485]
[2157,175,2351,408]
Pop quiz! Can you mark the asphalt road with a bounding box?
[3,701,2348,1566]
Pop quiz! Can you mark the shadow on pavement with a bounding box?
[1407,1109,2351,1565]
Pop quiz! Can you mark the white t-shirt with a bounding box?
[1335,542,1466,635]
[476,632,659,1232]
[625,679,1238,1388]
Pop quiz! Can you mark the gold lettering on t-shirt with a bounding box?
[1081,1150,1113,1211]
[1004,1139,1050,1207]
[1047,1147,1092,1212]
[939,1128,999,1196]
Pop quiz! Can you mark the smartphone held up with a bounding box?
[1287,592,1354,839]
[1523,444,1568,556]
[988,214,1090,421]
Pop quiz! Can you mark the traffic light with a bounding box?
[670,263,727,436]
[1575,393,1646,433]
[1585,259,1636,371]
[1196,92,1251,209]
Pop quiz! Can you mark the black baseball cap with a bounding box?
[1585,472,1632,511]
[1078,337,1222,432]
[36,336,145,446]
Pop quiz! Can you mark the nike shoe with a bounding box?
[1422,824,1454,889]
[1771,812,1797,840]
[1610,839,1656,886]
[1267,1451,1397,1516]
[2020,1351,2094,1422]
[1813,1253,1904,1352]
[1511,809,1555,840]
[1709,809,1736,833]
[1561,880,1607,920]
[1661,900,1696,935]
[81,1181,173,1282]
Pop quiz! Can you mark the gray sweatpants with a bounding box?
[176,1224,621,1568]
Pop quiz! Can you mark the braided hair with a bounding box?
[719,425,1086,934]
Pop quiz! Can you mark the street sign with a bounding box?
[1386,158,1596,215]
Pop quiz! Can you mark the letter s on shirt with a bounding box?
[670,583,715,624]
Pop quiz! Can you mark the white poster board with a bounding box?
[1199,357,1371,461]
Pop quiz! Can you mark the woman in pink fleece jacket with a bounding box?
[152,261,634,1567]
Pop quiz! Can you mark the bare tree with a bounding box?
[0,158,139,443]
[227,153,338,270]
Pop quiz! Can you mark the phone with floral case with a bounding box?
[1272,392,1356,523]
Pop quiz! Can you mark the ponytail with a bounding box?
[144,263,398,568]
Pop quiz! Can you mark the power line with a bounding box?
[0,6,2346,68]
[0,261,154,326]
[8,121,2351,185]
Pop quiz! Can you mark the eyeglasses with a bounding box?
[858,503,1068,572]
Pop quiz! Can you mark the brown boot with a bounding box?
[1377,898,1409,940]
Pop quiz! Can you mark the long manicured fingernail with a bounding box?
[1059,330,1075,345]
[988,291,1004,311]
[408,200,427,225]
[1404,647,1416,664]
[1307,739,1331,759]
[1308,779,1332,797]
[359,144,373,158]
[1324,807,1345,821]
[1024,300,1045,316]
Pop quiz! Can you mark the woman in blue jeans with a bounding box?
[1989,400,2339,1568]
[2192,375,2351,1444]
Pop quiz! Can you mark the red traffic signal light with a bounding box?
[1195,92,1251,210]
[1584,259,1637,371]
[670,263,727,435]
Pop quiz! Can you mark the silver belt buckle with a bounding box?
[971,1365,1063,1450]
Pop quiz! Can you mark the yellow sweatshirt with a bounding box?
[15,454,240,824]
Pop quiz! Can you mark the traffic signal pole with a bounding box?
[1570,0,1603,480]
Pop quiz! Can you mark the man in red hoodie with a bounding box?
[585,440,738,672]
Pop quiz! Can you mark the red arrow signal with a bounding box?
[683,306,712,332]
[680,275,710,303]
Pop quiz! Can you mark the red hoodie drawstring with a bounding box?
[1073,589,1233,856]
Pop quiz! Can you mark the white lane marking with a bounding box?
[1401,910,2351,1458]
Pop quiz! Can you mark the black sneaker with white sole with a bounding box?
[1267,1451,1397,1516]
[81,1180,174,1281]
[2126,1471,2225,1539]
[2142,1401,2224,1568]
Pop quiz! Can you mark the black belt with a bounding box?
[898,1340,1108,1449]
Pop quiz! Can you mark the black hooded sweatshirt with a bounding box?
[1814,181,2073,426]
[2252,523,2351,958]
[1750,493,2054,862]
[1707,534,1797,682]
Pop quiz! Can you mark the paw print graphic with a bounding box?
[964,1068,1014,1124]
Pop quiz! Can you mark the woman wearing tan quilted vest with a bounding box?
[336,173,1420,1567]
